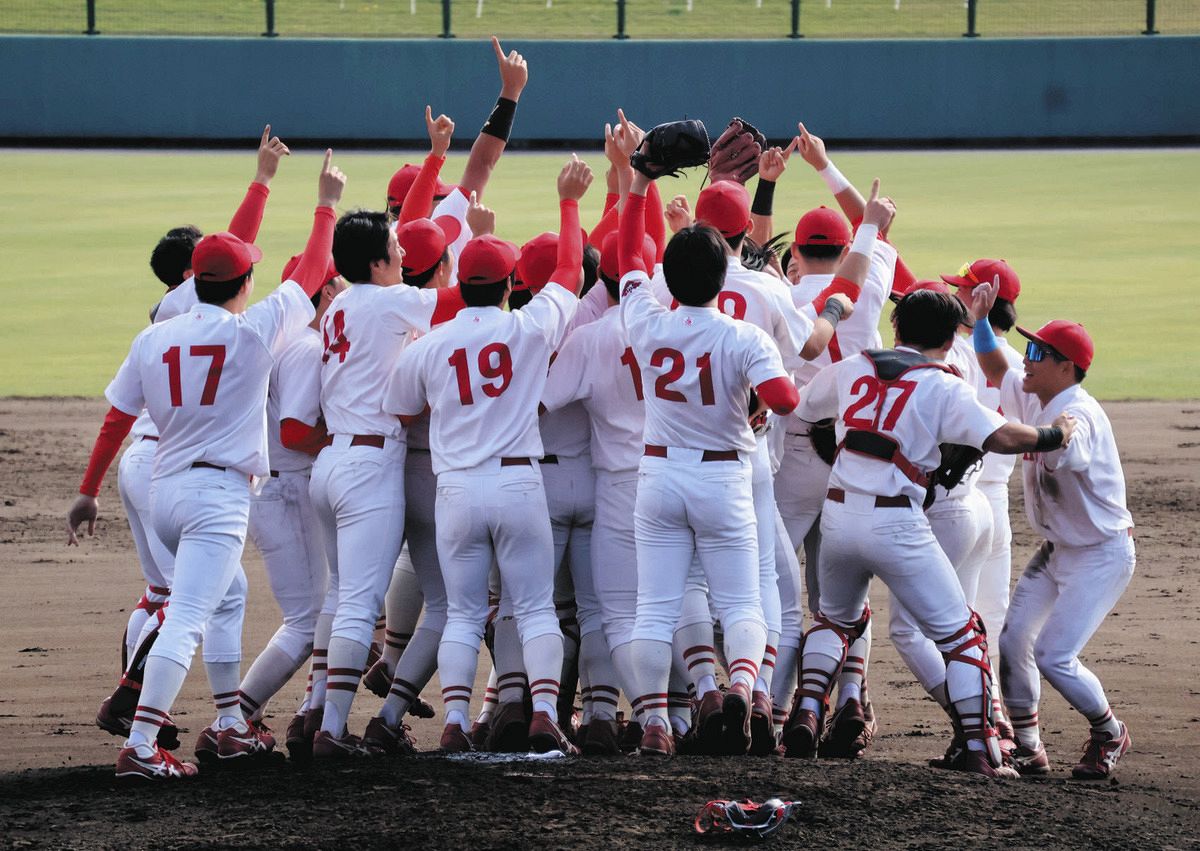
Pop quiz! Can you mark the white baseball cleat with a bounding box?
[115,743,199,781]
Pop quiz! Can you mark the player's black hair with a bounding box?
[581,244,601,296]
[402,251,449,289]
[796,243,844,262]
[892,290,972,350]
[461,275,512,308]
[196,271,250,306]
[989,297,1017,332]
[724,229,747,254]
[333,210,391,284]
[1075,365,1087,383]
[150,225,203,287]
[663,224,727,307]
[600,272,620,304]
[508,288,534,311]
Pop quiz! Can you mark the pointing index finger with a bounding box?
[491,35,505,61]
[323,148,333,172]
[868,178,880,204]
[260,124,271,147]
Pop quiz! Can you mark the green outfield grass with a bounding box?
[1,146,1196,399]
[2,0,1196,39]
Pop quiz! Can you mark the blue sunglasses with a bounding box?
[1025,340,1066,363]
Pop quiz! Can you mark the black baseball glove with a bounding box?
[630,119,711,180]
[923,442,985,508]
[810,419,838,466]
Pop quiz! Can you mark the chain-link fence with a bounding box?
[0,1,1195,39]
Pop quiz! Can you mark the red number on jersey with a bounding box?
[718,291,747,321]
[322,310,351,364]
[161,345,227,407]
[650,348,716,406]
[448,343,514,405]
[619,346,644,401]
[844,376,917,432]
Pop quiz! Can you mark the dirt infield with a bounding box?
[1,397,1198,849]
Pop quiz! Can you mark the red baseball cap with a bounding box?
[695,181,751,238]
[793,206,851,248]
[386,164,452,212]
[1017,320,1094,371]
[889,278,950,303]
[397,216,463,276]
[192,232,262,282]
[515,229,592,292]
[599,231,657,281]
[457,235,521,286]
[280,252,339,286]
[941,258,1021,302]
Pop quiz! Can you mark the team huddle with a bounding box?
[64,38,1136,784]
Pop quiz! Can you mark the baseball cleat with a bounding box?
[312,729,372,759]
[285,713,312,763]
[637,722,675,758]
[1010,743,1051,776]
[468,718,492,750]
[115,743,199,782]
[819,698,869,759]
[1072,723,1131,780]
[694,690,725,756]
[748,690,777,757]
[408,697,437,719]
[96,697,180,751]
[217,720,275,761]
[528,711,579,756]
[362,716,418,756]
[781,709,820,759]
[302,706,324,743]
[361,659,393,699]
[582,718,621,756]
[928,735,965,771]
[618,720,644,754]
[721,682,753,756]
[194,724,220,764]
[438,723,474,754]
[486,701,529,753]
[949,748,1020,779]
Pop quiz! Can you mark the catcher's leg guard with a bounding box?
[790,606,870,721]
[936,610,1002,767]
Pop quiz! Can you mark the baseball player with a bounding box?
[66,152,346,780]
[970,281,1135,779]
[781,276,1077,778]
[383,156,593,755]
[614,139,802,757]
[95,127,290,746]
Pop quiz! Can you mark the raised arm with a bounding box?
[749,138,798,246]
[969,278,1014,388]
[228,125,290,242]
[553,156,593,295]
[291,150,346,299]
[398,106,455,224]
[457,37,528,201]
[797,122,865,225]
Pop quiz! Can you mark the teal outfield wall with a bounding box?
[2,35,1197,142]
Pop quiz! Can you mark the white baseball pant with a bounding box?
[974,478,1015,656]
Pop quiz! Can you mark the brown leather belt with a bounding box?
[192,461,226,472]
[350,434,386,448]
[827,487,911,509]
[500,457,532,467]
[539,455,559,464]
[141,435,159,442]
[644,444,739,462]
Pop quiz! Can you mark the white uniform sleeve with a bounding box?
[431,188,473,281]
[520,282,580,350]
[764,276,813,367]
[860,239,898,322]
[649,268,674,307]
[276,335,323,426]
[1047,404,1094,472]
[796,361,839,423]
[104,334,148,417]
[383,339,429,418]
[565,282,608,336]
[618,271,660,345]
[741,324,791,388]
[243,281,317,356]
[938,377,1008,449]
[542,328,590,413]
[154,275,197,323]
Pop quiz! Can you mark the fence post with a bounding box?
[1143,0,1159,34]
[262,0,278,37]
[85,0,98,34]
[963,0,979,37]
[614,0,629,39]
[440,0,455,38]
[789,0,802,38]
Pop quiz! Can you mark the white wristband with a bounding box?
[850,224,878,257]
[818,163,851,195]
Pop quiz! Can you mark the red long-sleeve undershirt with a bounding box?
[293,206,337,299]
[78,406,138,496]
[553,199,583,295]
[755,377,800,415]
[619,192,649,278]
[228,182,270,243]
[644,182,667,263]
[812,275,862,314]
[398,154,447,225]
[280,417,331,455]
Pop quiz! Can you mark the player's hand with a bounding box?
[1052,412,1077,447]
[255,124,291,185]
[465,190,496,236]
[614,109,646,159]
[425,106,455,158]
[557,154,593,202]
[758,138,797,183]
[603,122,630,171]
[970,276,1000,321]
[493,37,528,101]
[828,292,855,319]
[861,179,896,232]
[605,164,619,195]
[664,194,693,233]
[318,149,347,208]
[796,122,830,171]
[66,495,99,546]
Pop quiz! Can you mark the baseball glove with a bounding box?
[923,442,985,509]
[708,117,766,185]
[630,119,711,180]
[810,419,838,466]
